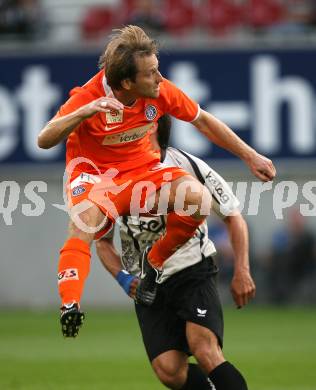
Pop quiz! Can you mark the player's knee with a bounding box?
[156,371,186,389]
[153,359,187,389]
[190,339,224,372]
[191,342,210,362]
[74,207,99,226]
[68,204,105,240]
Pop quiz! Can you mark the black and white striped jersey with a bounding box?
[116,147,239,283]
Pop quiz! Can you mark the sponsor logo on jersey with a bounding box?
[145,105,157,121]
[79,173,101,184]
[102,122,156,145]
[138,219,165,233]
[104,124,121,131]
[119,131,147,143]
[70,173,101,190]
[105,109,123,125]
[58,268,79,284]
[205,171,230,204]
[72,185,86,197]
[197,308,207,317]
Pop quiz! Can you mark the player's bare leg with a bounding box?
[152,350,211,389]
[186,323,225,373]
[186,322,248,390]
[152,351,188,389]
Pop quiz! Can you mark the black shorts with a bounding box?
[135,256,224,362]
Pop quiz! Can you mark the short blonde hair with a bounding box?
[99,25,158,90]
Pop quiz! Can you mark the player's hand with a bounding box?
[78,97,124,119]
[128,277,140,300]
[116,270,140,300]
[246,152,276,182]
[230,270,256,308]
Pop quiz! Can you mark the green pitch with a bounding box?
[0,306,315,389]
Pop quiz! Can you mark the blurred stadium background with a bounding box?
[1,0,316,389]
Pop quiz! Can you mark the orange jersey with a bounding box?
[54,70,199,178]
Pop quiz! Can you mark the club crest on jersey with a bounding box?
[106,109,123,124]
[72,185,86,197]
[145,105,157,121]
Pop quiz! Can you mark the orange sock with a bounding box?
[148,212,205,268]
[58,238,90,306]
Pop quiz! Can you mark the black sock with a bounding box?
[181,363,210,390]
[207,361,248,390]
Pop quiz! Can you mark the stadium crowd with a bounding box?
[1,0,316,43]
[211,207,316,305]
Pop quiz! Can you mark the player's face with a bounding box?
[132,54,163,98]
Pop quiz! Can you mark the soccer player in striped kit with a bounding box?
[97,115,255,390]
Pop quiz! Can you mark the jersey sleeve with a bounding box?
[203,164,240,218]
[53,87,95,119]
[55,70,104,119]
[165,148,240,218]
[160,78,200,122]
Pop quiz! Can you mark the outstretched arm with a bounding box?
[96,238,139,299]
[192,109,276,182]
[38,97,123,149]
[223,213,256,308]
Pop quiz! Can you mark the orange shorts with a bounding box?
[67,162,189,239]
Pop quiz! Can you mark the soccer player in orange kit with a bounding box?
[38,25,275,337]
